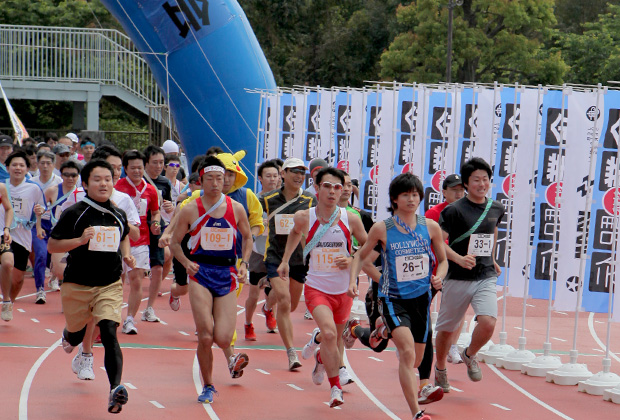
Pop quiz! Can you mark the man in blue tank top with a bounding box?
[351,173,447,420]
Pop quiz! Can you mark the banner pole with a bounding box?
[254,91,264,193]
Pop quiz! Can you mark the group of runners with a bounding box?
[1,133,505,420]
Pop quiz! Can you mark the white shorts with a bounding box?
[123,245,150,273]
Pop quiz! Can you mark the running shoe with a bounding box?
[414,410,431,420]
[460,347,482,382]
[35,288,46,304]
[312,348,325,385]
[94,334,102,344]
[244,323,257,341]
[343,318,360,349]
[228,353,249,379]
[49,276,60,291]
[434,367,450,393]
[302,327,320,359]
[1,301,13,322]
[418,384,444,405]
[447,344,463,364]
[77,353,95,380]
[122,318,138,335]
[71,343,84,374]
[329,385,343,408]
[287,347,302,370]
[108,384,128,413]
[61,331,75,354]
[198,384,217,404]
[339,366,354,385]
[262,304,277,332]
[169,295,180,311]
[304,309,313,320]
[141,306,160,322]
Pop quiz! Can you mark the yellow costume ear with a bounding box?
[233,150,246,161]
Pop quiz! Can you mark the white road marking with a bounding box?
[368,356,383,362]
[592,348,604,353]
[17,308,25,313]
[488,364,574,420]
[255,369,270,375]
[595,320,604,324]
[193,355,220,419]
[554,311,568,315]
[31,319,39,323]
[159,320,168,325]
[526,304,535,308]
[19,338,61,420]
[124,383,137,390]
[45,329,55,334]
[513,326,529,332]
[450,386,464,392]
[150,401,165,409]
[551,337,566,342]
[257,313,266,318]
[491,403,511,411]
[287,384,303,391]
[588,312,620,364]
[179,331,190,336]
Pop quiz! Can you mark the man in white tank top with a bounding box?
[277,168,367,408]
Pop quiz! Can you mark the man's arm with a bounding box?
[48,227,94,254]
[276,209,308,279]
[349,222,385,297]
[428,220,448,289]
[0,184,13,243]
[120,235,136,268]
[233,202,253,283]
[246,190,265,236]
[442,230,476,270]
[492,226,501,276]
[169,205,199,276]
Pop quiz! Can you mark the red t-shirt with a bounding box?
[115,178,159,247]
[425,201,449,278]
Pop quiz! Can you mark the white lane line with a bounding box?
[592,348,604,353]
[179,331,190,336]
[45,329,55,334]
[450,386,464,392]
[237,305,244,309]
[257,313,266,318]
[488,364,574,420]
[595,320,604,324]
[124,383,137,390]
[343,351,400,420]
[150,401,165,409]
[255,369,270,375]
[323,402,341,410]
[287,384,303,391]
[554,311,568,315]
[368,356,383,362]
[513,327,529,332]
[491,403,511,411]
[31,318,39,323]
[526,304,535,308]
[19,338,61,420]
[193,355,220,419]
[588,312,620,364]
[159,320,168,325]
[551,337,566,342]
[17,308,25,313]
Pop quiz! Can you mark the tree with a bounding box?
[554,0,620,34]
[379,0,568,85]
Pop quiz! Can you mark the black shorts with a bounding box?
[149,232,164,267]
[265,262,307,284]
[249,270,267,286]
[379,293,431,344]
[172,234,191,286]
[11,241,30,272]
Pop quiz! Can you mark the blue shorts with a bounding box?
[265,262,307,284]
[190,263,237,298]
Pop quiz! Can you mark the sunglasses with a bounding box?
[320,182,343,191]
[167,162,180,168]
[287,168,306,175]
[62,172,79,178]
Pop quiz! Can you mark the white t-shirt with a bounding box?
[32,173,62,221]
[0,179,46,251]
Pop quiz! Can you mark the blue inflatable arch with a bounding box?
[100,0,277,181]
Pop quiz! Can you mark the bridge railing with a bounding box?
[0,24,165,107]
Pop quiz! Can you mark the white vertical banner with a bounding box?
[554,90,603,311]
[291,91,306,159]
[507,87,544,297]
[346,90,364,182]
[376,88,396,221]
[471,87,500,165]
[318,88,335,162]
[263,93,279,160]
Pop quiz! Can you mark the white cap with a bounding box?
[162,139,179,154]
[65,133,79,143]
[282,157,308,171]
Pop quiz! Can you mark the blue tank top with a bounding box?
[188,195,238,264]
[379,215,433,300]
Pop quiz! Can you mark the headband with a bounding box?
[82,141,96,147]
[200,165,225,177]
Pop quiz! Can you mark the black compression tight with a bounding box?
[98,319,123,390]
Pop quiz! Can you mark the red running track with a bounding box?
[2,273,620,419]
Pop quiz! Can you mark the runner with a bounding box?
[0,135,14,182]
[434,157,504,391]
[260,157,316,370]
[48,159,134,413]
[350,173,447,420]
[115,150,161,334]
[80,137,96,164]
[278,167,367,407]
[0,181,14,320]
[169,156,252,404]
[0,151,45,320]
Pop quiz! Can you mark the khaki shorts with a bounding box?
[61,279,123,332]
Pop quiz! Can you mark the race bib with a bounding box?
[138,199,147,217]
[313,248,342,272]
[200,226,234,251]
[275,214,294,235]
[467,233,494,256]
[395,254,429,282]
[88,226,121,252]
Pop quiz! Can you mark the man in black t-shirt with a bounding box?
[48,160,135,414]
[434,157,505,392]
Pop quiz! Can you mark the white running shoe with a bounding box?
[77,353,95,380]
[302,327,320,359]
[1,301,13,321]
[312,348,325,385]
[447,345,463,364]
[49,276,60,292]
[122,318,138,335]
[72,343,84,374]
[339,366,354,386]
[329,385,343,408]
[304,309,313,320]
[418,383,444,404]
[342,318,360,349]
[35,288,46,304]
[169,295,180,311]
[141,306,160,322]
[287,347,302,370]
